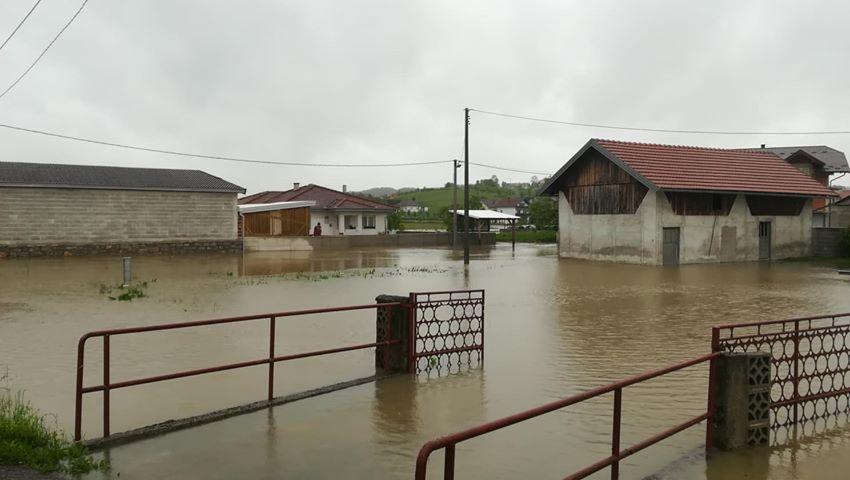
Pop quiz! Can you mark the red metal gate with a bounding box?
[713,313,850,434]
[409,290,484,375]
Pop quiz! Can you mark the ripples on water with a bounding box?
[1,245,849,479]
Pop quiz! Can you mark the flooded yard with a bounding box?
[1,245,849,479]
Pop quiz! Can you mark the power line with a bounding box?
[0,0,43,53]
[468,161,550,176]
[0,0,89,102]
[470,108,850,136]
[0,122,454,168]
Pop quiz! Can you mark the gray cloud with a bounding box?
[1,0,849,194]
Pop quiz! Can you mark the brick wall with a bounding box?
[0,187,238,245]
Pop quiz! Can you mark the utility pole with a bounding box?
[463,108,470,265]
[452,159,461,247]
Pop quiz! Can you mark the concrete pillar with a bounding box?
[711,351,771,450]
[375,295,411,374]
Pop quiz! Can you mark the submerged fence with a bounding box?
[713,313,850,432]
[74,290,485,443]
[414,353,719,480]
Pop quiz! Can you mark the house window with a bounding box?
[363,215,376,229]
[344,215,358,230]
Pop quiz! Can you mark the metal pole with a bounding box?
[122,257,132,287]
[452,160,459,247]
[463,108,470,265]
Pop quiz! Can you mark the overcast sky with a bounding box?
[1,0,849,195]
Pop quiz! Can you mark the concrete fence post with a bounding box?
[711,351,771,449]
[375,295,411,375]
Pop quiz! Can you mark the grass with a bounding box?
[400,219,446,230]
[0,388,106,475]
[495,230,557,243]
[99,279,154,301]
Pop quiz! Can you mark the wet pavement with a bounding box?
[1,245,849,479]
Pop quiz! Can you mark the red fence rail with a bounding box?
[414,352,719,480]
[712,313,850,431]
[74,302,403,442]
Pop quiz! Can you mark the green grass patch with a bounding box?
[99,279,154,301]
[495,230,557,243]
[400,219,446,230]
[0,388,106,475]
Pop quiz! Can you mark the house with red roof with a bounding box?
[541,139,836,265]
[239,183,396,236]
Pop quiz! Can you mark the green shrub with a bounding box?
[0,389,107,475]
[839,228,850,257]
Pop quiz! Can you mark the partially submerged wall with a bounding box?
[558,191,813,264]
[558,190,659,264]
[244,232,494,252]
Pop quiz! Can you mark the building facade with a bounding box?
[541,140,835,265]
[239,184,396,235]
[0,162,245,257]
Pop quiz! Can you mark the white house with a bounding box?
[238,184,396,235]
[398,199,428,214]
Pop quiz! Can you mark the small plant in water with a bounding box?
[0,387,107,475]
[100,280,152,301]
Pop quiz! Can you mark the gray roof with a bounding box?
[755,146,849,173]
[0,162,245,193]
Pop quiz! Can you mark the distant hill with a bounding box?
[391,181,544,212]
[354,187,416,197]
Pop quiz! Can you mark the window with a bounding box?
[363,215,376,229]
[344,215,358,230]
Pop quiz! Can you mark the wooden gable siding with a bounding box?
[243,207,310,236]
[664,192,736,216]
[560,149,648,214]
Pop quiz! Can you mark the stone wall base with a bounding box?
[0,240,243,258]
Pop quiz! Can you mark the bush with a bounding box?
[0,389,106,475]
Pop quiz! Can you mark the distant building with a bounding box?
[0,162,245,257]
[541,139,835,265]
[239,184,396,235]
[483,197,529,222]
[814,190,850,228]
[398,199,428,214]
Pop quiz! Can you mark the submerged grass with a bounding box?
[0,388,106,475]
[231,265,450,285]
[99,279,154,301]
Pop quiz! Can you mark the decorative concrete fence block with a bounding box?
[712,351,771,449]
[375,295,411,374]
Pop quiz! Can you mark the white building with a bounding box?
[398,199,428,214]
[239,184,396,235]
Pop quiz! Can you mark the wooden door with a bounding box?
[662,227,680,266]
[758,221,771,260]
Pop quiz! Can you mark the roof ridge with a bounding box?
[594,138,776,154]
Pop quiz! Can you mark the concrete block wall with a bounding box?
[558,189,659,264]
[655,193,811,263]
[812,227,846,257]
[0,187,238,245]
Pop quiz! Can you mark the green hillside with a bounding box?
[390,182,541,213]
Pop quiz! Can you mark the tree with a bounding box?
[387,211,403,231]
[528,197,557,229]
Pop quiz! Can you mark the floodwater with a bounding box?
[1,245,849,479]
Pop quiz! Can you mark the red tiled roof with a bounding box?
[239,184,396,211]
[594,139,835,197]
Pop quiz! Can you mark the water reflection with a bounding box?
[2,245,849,479]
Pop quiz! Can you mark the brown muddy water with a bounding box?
[1,245,849,479]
